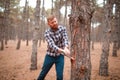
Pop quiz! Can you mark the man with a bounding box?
[37,15,70,80]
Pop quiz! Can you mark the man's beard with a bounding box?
[51,24,58,30]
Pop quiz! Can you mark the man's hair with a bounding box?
[47,15,55,22]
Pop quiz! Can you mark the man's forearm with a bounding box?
[58,48,64,53]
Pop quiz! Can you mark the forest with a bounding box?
[0,0,120,80]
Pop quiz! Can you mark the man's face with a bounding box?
[48,18,58,30]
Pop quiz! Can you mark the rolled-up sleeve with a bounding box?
[45,31,59,52]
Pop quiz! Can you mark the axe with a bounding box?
[61,52,75,60]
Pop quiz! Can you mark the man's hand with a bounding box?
[64,46,70,56]
[58,47,75,60]
[58,46,70,56]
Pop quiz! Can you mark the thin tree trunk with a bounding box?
[5,40,8,45]
[16,39,21,50]
[54,0,62,23]
[0,40,4,50]
[91,41,94,50]
[58,0,62,22]
[26,15,29,46]
[64,0,67,26]
[112,0,120,56]
[51,0,54,15]
[16,25,22,50]
[30,0,41,70]
[4,0,10,46]
[112,41,117,56]
[117,0,120,50]
[0,17,4,50]
[26,1,29,46]
[39,0,45,46]
[26,39,29,46]
[91,25,95,50]
[99,0,112,76]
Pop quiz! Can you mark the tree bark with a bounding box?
[64,0,67,26]
[0,17,4,50]
[112,41,117,56]
[40,0,45,46]
[16,39,21,50]
[99,0,112,76]
[112,0,120,56]
[70,0,93,80]
[51,0,54,15]
[16,24,22,50]
[0,40,4,50]
[24,0,29,46]
[30,0,41,70]
[4,0,10,46]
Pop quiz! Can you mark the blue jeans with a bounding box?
[37,54,64,80]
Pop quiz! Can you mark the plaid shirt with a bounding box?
[45,25,69,56]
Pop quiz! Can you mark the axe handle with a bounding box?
[61,52,74,60]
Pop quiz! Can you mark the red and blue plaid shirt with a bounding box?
[45,25,69,56]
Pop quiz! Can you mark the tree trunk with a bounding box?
[26,14,29,46]
[112,0,120,56]
[91,41,94,50]
[64,0,67,26]
[112,41,117,56]
[99,0,112,76]
[30,0,41,70]
[117,0,120,50]
[16,39,21,50]
[91,25,95,50]
[16,24,22,50]
[5,40,8,45]
[54,0,63,24]
[40,0,45,46]
[25,0,29,46]
[51,0,54,15]
[0,16,4,50]
[70,0,93,80]
[4,0,10,46]
[0,40,4,50]
[26,39,29,46]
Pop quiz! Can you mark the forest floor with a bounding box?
[0,40,120,80]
